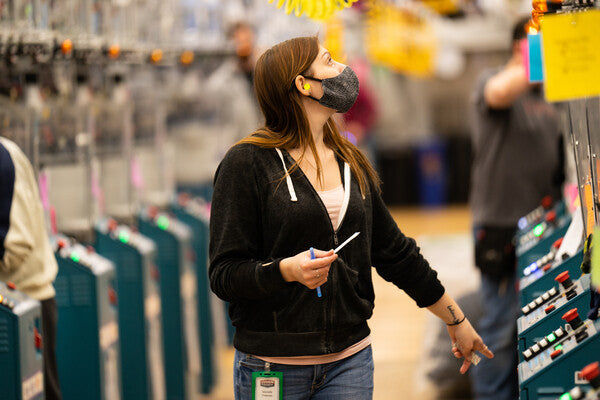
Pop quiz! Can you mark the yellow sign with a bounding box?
[542,10,600,102]
[365,0,436,77]
[584,182,595,237]
[592,226,600,290]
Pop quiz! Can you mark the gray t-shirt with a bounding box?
[469,68,563,227]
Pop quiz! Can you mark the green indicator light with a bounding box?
[533,224,544,237]
[559,393,572,400]
[554,344,563,351]
[118,231,130,244]
[546,333,556,342]
[157,215,169,230]
[70,252,80,263]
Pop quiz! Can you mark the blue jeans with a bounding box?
[234,345,374,400]
[470,273,519,400]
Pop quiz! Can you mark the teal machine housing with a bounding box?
[138,207,201,400]
[517,213,572,278]
[171,194,216,394]
[518,312,600,400]
[518,274,592,358]
[0,282,44,400]
[95,218,166,400]
[517,199,566,238]
[53,235,122,400]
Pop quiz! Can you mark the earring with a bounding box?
[303,83,311,90]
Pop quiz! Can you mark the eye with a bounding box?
[327,56,333,65]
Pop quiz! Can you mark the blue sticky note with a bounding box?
[528,33,544,83]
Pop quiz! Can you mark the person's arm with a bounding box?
[484,60,531,109]
[0,141,35,273]
[427,292,494,374]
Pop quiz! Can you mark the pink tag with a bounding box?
[564,183,580,213]
[38,172,50,210]
[520,38,530,80]
[130,156,144,190]
[49,206,58,235]
[91,170,105,214]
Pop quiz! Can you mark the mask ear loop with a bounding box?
[302,76,323,102]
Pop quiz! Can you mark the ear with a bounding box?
[295,75,311,96]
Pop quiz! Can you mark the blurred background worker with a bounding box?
[468,16,564,400]
[0,137,62,400]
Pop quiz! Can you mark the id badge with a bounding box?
[252,371,283,400]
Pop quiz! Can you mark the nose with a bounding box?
[335,61,345,74]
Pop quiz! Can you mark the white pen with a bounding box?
[334,232,360,254]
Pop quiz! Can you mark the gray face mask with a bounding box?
[304,66,359,113]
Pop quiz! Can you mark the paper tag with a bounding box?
[252,371,283,400]
[555,206,584,260]
[527,34,543,83]
[542,10,600,101]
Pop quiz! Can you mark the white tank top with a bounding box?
[317,184,344,230]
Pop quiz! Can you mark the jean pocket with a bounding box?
[238,354,268,370]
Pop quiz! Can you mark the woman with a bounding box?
[209,36,493,400]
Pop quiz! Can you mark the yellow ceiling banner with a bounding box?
[365,0,436,77]
[323,16,347,63]
[542,10,600,102]
[268,0,360,20]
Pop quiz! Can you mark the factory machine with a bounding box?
[0,282,44,400]
[132,63,201,400]
[93,66,166,400]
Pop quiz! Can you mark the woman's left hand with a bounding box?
[446,318,494,374]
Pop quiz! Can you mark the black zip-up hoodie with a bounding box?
[209,143,445,357]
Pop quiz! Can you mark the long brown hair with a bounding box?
[238,36,381,195]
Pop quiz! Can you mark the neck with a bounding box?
[301,96,334,152]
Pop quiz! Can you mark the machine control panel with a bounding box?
[557,361,600,400]
[519,274,590,329]
[522,238,564,277]
[175,193,210,223]
[519,309,599,379]
[517,213,570,256]
[53,235,114,275]
[140,206,191,240]
[96,217,156,255]
[517,196,557,232]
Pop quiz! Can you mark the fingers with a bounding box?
[312,248,335,258]
[460,358,472,375]
[478,344,494,359]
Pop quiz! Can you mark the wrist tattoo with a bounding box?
[447,305,461,325]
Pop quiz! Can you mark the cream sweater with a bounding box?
[0,137,57,300]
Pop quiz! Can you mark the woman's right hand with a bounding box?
[279,249,338,289]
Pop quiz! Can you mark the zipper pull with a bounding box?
[265,362,271,372]
[333,232,339,247]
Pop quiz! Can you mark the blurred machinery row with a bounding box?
[0,1,254,400]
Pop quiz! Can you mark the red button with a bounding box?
[562,308,579,322]
[108,288,117,306]
[178,193,190,206]
[555,271,570,283]
[543,264,552,272]
[581,361,600,381]
[57,239,67,249]
[147,206,158,219]
[7,282,16,290]
[546,210,557,223]
[34,328,43,350]
[541,195,553,209]
[552,238,564,249]
[550,349,563,359]
[107,219,118,232]
[545,305,555,314]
